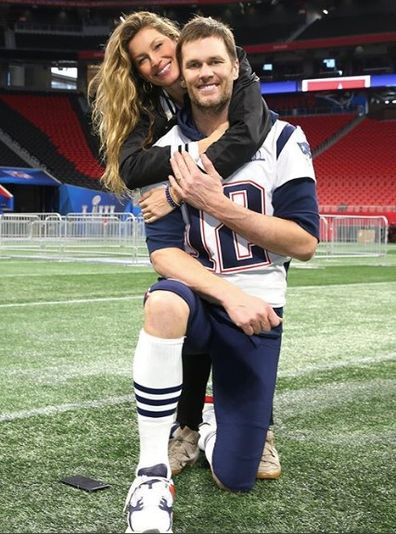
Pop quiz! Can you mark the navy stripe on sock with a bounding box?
[134,381,182,395]
[137,407,176,418]
[135,393,180,406]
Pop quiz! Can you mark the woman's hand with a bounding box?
[139,186,173,223]
[198,121,229,154]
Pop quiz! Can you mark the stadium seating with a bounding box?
[314,117,396,214]
[1,93,103,177]
[266,93,318,115]
[298,13,396,40]
[0,139,31,168]
[15,33,106,51]
[0,89,394,225]
[286,113,356,151]
[233,21,296,45]
[0,92,104,189]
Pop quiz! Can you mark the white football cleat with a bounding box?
[124,465,175,533]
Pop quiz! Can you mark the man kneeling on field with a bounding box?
[124,15,319,533]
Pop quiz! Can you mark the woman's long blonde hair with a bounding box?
[89,11,180,196]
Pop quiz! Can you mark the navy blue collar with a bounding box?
[176,99,278,141]
[176,99,205,141]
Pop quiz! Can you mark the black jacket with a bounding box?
[119,47,271,189]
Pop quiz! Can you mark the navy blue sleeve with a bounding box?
[272,178,320,240]
[145,208,185,255]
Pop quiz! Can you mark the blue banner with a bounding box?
[58,184,129,215]
[260,80,298,94]
[0,167,60,186]
[370,74,396,88]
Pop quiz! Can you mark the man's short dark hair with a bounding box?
[177,16,237,65]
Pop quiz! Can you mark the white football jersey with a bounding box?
[147,118,316,307]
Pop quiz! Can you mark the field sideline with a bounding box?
[1,251,395,533]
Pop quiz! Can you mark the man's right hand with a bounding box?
[222,290,282,336]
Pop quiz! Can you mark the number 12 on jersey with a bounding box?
[185,181,271,273]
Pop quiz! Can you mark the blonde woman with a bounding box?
[89,10,280,481]
[90,11,271,212]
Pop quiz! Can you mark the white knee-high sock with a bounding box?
[133,329,184,478]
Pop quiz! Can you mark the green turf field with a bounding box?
[1,250,395,533]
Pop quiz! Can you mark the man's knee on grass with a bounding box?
[212,465,256,493]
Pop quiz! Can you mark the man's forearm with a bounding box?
[208,195,318,261]
[170,153,318,261]
[150,247,241,306]
[149,247,282,335]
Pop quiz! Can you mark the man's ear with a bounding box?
[180,78,186,88]
[232,59,239,81]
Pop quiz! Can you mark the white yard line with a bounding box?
[286,281,396,291]
[0,270,151,277]
[0,395,133,422]
[279,353,396,378]
[277,377,394,412]
[0,295,144,308]
[2,356,394,423]
[2,280,395,308]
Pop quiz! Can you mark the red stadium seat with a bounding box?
[1,94,104,180]
[314,117,396,212]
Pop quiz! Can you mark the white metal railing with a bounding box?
[317,215,388,256]
[0,212,389,263]
[0,212,148,264]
